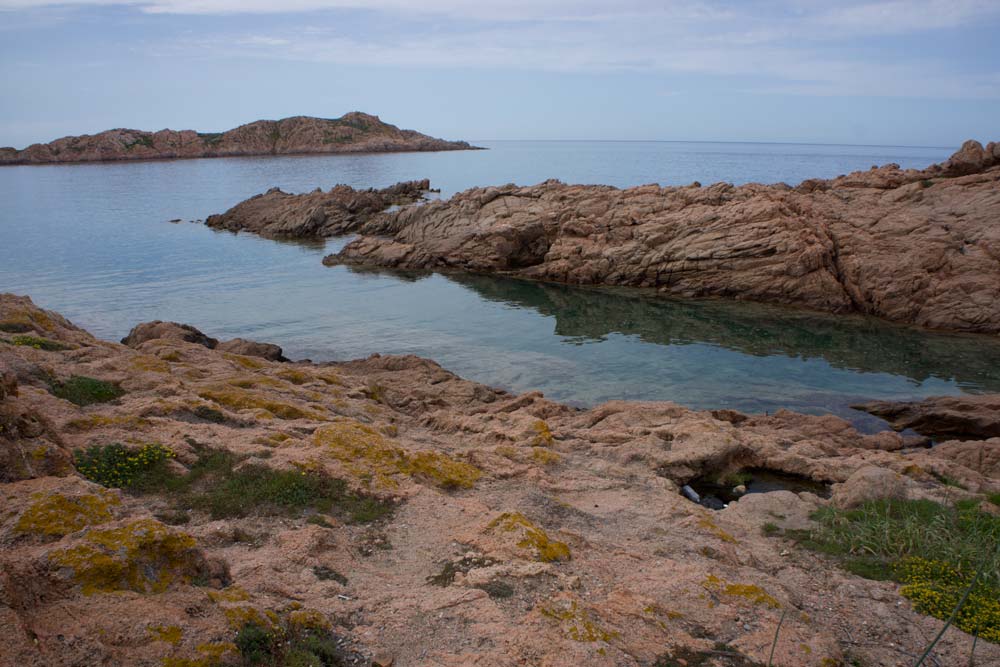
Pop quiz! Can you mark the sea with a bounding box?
[4,139,998,431]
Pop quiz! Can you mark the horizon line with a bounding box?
[470,139,957,150]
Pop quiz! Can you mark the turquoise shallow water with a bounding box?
[3,139,998,431]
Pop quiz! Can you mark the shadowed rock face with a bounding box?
[0,112,480,165]
[856,394,1000,441]
[204,179,431,239]
[327,140,1000,335]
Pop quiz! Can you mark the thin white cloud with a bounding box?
[2,0,998,30]
[2,0,998,100]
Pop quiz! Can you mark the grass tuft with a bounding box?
[790,498,1000,642]
[98,442,392,524]
[51,375,124,406]
[6,334,72,351]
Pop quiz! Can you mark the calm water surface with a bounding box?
[3,140,998,430]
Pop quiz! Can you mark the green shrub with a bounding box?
[8,335,71,351]
[122,443,392,524]
[0,321,33,333]
[793,498,1000,642]
[235,617,348,667]
[75,443,174,490]
[51,375,124,405]
[234,622,276,665]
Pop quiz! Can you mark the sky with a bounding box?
[0,1,998,148]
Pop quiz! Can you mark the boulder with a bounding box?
[940,140,992,176]
[216,337,287,362]
[121,321,219,349]
[831,466,907,509]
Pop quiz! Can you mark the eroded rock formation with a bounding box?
[0,113,479,165]
[204,179,431,239]
[325,140,1000,334]
[1,292,998,666]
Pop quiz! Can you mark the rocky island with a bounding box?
[0,113,479,165]
[2,294,999,666]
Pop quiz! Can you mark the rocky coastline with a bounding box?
[204,180,433,239]
[2,293,999,666]
[315,139,997,335]
[0,113,480,166]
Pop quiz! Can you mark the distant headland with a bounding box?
[0,112,481,165]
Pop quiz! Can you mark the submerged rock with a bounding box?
[328,141,1000,334]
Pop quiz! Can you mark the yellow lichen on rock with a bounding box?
[226,375,287,390]
[697,516,738,544]
[497,444,561,466]
[275,368,311,385]
[65,414,151,432]
[532,420,555,447]
[148,624,183,645]
[223,605,279,630]
[223,353,265,370]
[532,448,561,465]
[540,600,618,642]
[288,609,332,632]
[15,491,119,537]
[487,512,571,562]
[49,518,202,595]
[0,306,56,333]
[253,432,292,447]
[313,418,481,490]
[703,574,781,608]
[207,585,251,603]
[161,642,238,667]
[197,385,326,421]
[130,355,171,374]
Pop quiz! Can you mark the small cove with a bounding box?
[3,140,998,431]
